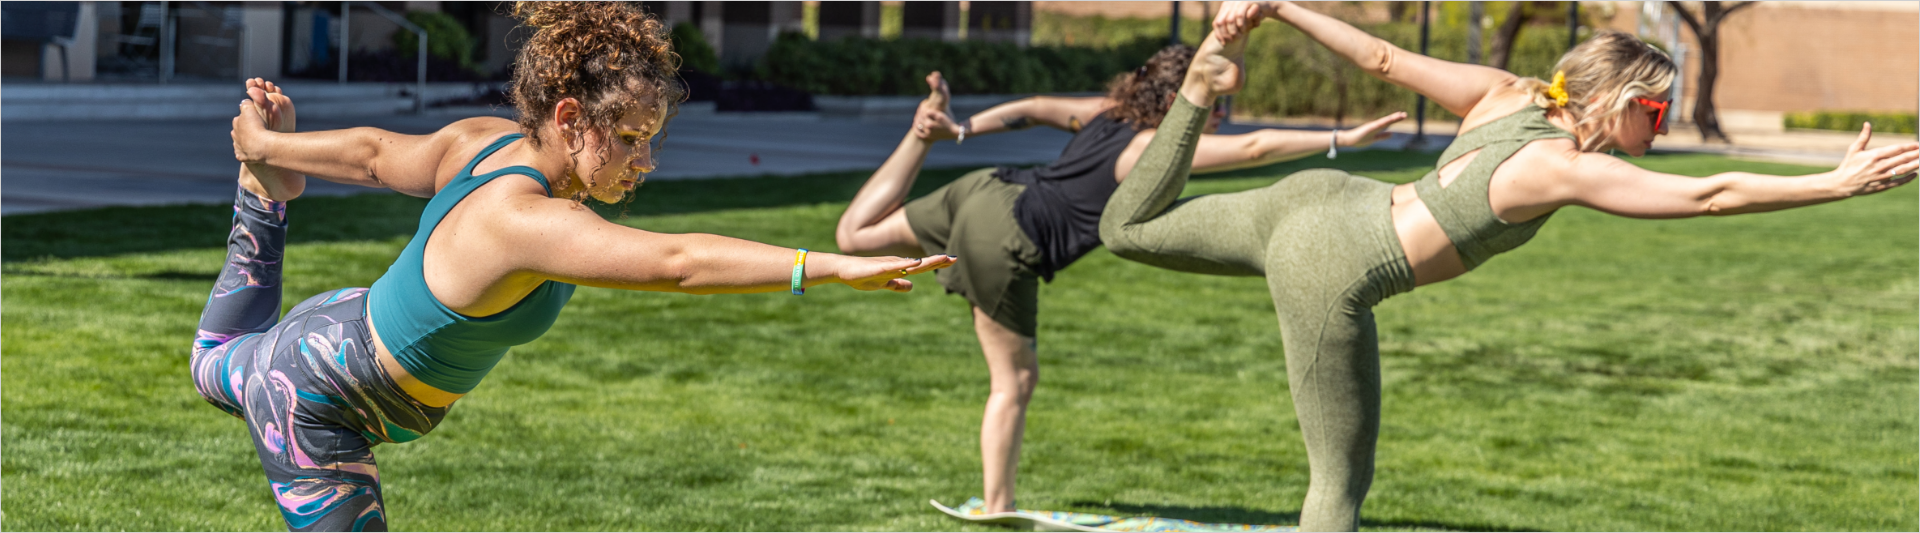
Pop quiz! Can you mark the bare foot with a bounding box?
[1180,2,1256,107]
[238,78,305,201]
[913,71,962,141]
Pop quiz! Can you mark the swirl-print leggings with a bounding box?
[189,186,446,531]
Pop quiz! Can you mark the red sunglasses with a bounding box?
[1632,97,1670,132]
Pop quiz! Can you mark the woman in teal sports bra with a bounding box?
[194,3,952,530]
[1095,2,1918,530]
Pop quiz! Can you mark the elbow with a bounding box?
[1365,39,1395,77]
[659,246,706,293]
[833,224,862,255]
[1239,134,1272,164]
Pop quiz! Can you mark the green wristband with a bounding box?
[791,249,808,295]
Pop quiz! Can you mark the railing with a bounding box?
[338,1,427,113]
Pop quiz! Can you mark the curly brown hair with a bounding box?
[508,1,684,192]
[1103,44,1195,131]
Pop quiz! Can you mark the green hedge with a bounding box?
[755,10,1582,122]
[393,11,476,70]
[1785,111,1919,135]
[672,23,720,74]
[756,32,1164,96]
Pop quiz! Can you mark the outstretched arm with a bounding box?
[1549,125,1920,218]
[916,93,1111,142]
[1264,1,1515,118]
[499,195,955,294]
[233,103,504,197]
[959,96,1112,137]
[1188,111,1406,175]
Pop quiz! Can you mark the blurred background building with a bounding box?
[2,1,1913,129]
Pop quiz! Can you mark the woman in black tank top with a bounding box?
[833,59,1404,516]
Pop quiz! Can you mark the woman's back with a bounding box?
[369,133,577,395]
[994,111,1138,278]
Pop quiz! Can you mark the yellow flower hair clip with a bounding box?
[1546,71,1570,107]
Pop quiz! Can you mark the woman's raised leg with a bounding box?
[835,73,953,257]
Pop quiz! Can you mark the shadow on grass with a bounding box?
[1065,501,1539,532]
[1,151,1438,262]
[0,267,217,282]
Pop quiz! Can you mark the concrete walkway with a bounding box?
[0,105,1281,215]
[0,107,1076,215]
[3,106,1904,215]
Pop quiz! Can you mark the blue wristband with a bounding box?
[791,248,808,295]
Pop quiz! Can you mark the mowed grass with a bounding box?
[3,151,1914,531]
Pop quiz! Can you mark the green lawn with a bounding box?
[4,151,1914,531]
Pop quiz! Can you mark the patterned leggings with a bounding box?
[189,186,447,531]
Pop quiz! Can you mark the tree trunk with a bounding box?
[1691,26,1726,142]
[1467,1,1484,65]
[1667,1,1756,144]
[1488,1,1530,71]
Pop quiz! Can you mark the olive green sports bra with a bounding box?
[1412,105,1575,271]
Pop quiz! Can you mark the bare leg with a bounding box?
[835,72,953,257]
[973,305,1038,513]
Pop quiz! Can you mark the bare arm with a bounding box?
[1545,130,1920,219]
[1193,111,1406,174]
[499,195,953,294]
[920,96,1112,142]
[965,96,1112,136]
[1114,112,1404,179]
[234,105,508,197]
[1265,1,1515,118]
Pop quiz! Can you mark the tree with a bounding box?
[1667,1,1758,143]
[1467,1,1485,65]
[1486,1,1536,71]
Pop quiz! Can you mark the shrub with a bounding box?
[755,32,1161,96]
[752,10,1583,124]
[393,11,476,70]
[1785,111,1919,135]
[672,23,720,75]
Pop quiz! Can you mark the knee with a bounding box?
[1100,221,1147,258]
[833,229,866,255]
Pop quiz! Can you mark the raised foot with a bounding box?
[238,77,305,202]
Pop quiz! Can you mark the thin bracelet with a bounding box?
[1327,131,1339,159]
[790,248,809,295]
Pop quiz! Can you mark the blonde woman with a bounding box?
[1098,2,1919,530]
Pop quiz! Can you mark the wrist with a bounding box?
[1179,83,1215,109]
[806,253,846,287]
[1823,170,1854,199]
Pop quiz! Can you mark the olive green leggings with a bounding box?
[1099,98,1415,532]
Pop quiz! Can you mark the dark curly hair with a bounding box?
[1104,44,1195,131]
[508,1,684,193]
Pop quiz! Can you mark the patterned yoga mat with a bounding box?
[931,498,1297,532]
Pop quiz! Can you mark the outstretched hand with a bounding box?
[1337,112,1407,148]
[834,254,958,292]
[1833,122,1920,197]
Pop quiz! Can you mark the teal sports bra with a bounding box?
[368,133,576,394]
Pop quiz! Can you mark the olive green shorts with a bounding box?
[904,168,1043,338]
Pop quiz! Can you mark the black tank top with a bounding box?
[994,111,1136,280]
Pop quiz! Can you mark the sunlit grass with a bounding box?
[4,151,1913,531]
